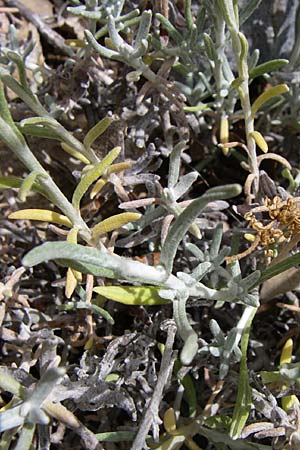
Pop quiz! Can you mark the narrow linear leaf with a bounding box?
[134,10,152,49]
[229,307,257,439]
[107,161,132,174]
[183,104,211,112]
[250,131,268,153]
[91,213,141,239]
[18,123,61,140]
[238,32,248,64]
[65,267,77,299]
[95,431,149,443]
[0,370,24,397]
[259,371,281,384]
[72,146,121,210]
[18,171,45,202]
[20,116,57,127]
[220,116,229,144]
[14,423,35,450]
[61,142,90,164]
[23,242,168,285]
[9,209,72,227]
[164,408,177,433]
[280,339,300,411]
[88,302,114,324]
[260,267,300,302]
[160,184,242,274]
[0,176,23,189]
[66,227,82,297]
[173,295,198,365]
[84,30,119,59]
[108,15,125,49]
[0,79,16,126]
[203,33,217,61]
[251,84,289,117]
[240,0,262,25]
[184,0,193,31]
[90,178,107,199]
[67,227,79,244]
[90,161,131,199]
[0,176,47,199]
[64,39,86,48]
[249,59,289,79]
[156,13,182,44]
[83,116,113,150]
[248,48,260,71]
[58,259,116,278]
[93,285,169,305]
[253,252,300,288]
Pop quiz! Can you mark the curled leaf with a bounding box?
[9,209,72,227]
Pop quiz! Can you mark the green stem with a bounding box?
[0,117,91,240]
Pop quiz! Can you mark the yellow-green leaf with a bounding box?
[163,408,177,433]
[89,161,131,199]
[61,142,90,164]
[107,161,132,174]
[249,59,289,79]
[183,104,211,112]
[90,178,107,199]
[250,131,268,153]
[64,39,87,48]
[220,116,229,144]
[83,116,112,150]
[18,170,44,202]
[67,226,79,244]
[65,267,77,298]
[91,212,141,239]
[280,338,300,411]
[0,176,23,189]
[251,84,289,117]
[280,338,293,365]
[72,146,121,210]
[67,227,82,282]
[238,32,248,64]
[93,285,169,305]
[8,209,72,227]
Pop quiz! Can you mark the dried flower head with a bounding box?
[226,196,300,263]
